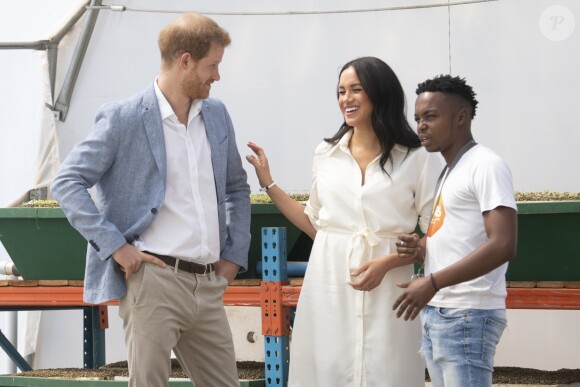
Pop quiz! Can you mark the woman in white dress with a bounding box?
[246,57,443,387]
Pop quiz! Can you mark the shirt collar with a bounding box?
[188,99,203,123]
[153,79,174,121]
[154,79,203,124]
[337,130,353,152]
[325,129,353,157]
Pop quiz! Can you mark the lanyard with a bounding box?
[413,139,478,279]
[428,139,478,234]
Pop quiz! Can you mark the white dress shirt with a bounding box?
[134,81,220,264]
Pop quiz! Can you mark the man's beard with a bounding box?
[181,76,209,100]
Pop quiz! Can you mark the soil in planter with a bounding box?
[15,360,264,380]
[15,361,580,384]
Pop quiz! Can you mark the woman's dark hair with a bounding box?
[325,56,420,174]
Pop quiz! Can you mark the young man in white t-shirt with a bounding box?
[392,75,518,387]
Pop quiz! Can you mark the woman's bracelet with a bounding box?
[430,273,440,292]
[259,180,277,192]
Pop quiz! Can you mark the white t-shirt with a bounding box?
[426,144,517,309]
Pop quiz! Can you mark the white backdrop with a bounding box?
[54,0,580,199]
[1,0,578,206]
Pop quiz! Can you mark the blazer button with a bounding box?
[151,208,158,214]
[89,240,100,252]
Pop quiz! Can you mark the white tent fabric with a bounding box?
[0,0,86,42]
[2,0,580,206]
[0,2,86,373]
[0,0,86,207]
[0,50,48,206]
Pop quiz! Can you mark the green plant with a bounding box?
[18,199,60,208]
[15,191,580,208]
[250,193,309,204]
[515,191,580,201]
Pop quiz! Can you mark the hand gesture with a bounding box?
[349,254,395,292]
[397,233,424,264]
[112,244,166,280]
[214,259,240,284]
[392,276,437,321]
[246,142,274,187]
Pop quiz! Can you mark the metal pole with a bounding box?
[54,0,103,121]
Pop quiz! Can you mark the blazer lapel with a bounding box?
[142,85,167,181]
[201,101,225,195]
[202,103,222,164]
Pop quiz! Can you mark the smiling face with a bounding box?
[181,42,224,100]
[414,91,471,163]
[338,66,374,131]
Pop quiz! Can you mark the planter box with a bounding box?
[0,205,312,281]
[1,201,578,282]
[0,208,86,280]
[507,201,580,281]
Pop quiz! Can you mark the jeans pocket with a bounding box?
[437,307,468,320]
[481,315,506,369]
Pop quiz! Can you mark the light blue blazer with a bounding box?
[51,85,251,304]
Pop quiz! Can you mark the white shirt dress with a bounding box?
[288,132,442,387]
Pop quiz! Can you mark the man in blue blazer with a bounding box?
[51,13,250,386]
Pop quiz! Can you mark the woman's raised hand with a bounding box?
[246,142,317,240]
[246,142,274,187]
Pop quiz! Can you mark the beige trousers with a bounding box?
[119,262,239,387]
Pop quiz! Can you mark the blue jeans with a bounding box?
[421,305,506,387]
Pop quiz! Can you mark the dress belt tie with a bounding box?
[320,227,398,282]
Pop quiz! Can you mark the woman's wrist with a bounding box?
[381,253,401,269]
[391,251,415,268]
[259,180,277,192]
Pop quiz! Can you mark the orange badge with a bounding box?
[427,198,445,237]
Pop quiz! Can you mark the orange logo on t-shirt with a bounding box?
[427,197,445,237]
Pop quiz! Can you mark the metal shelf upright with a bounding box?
[260,227,291,387]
